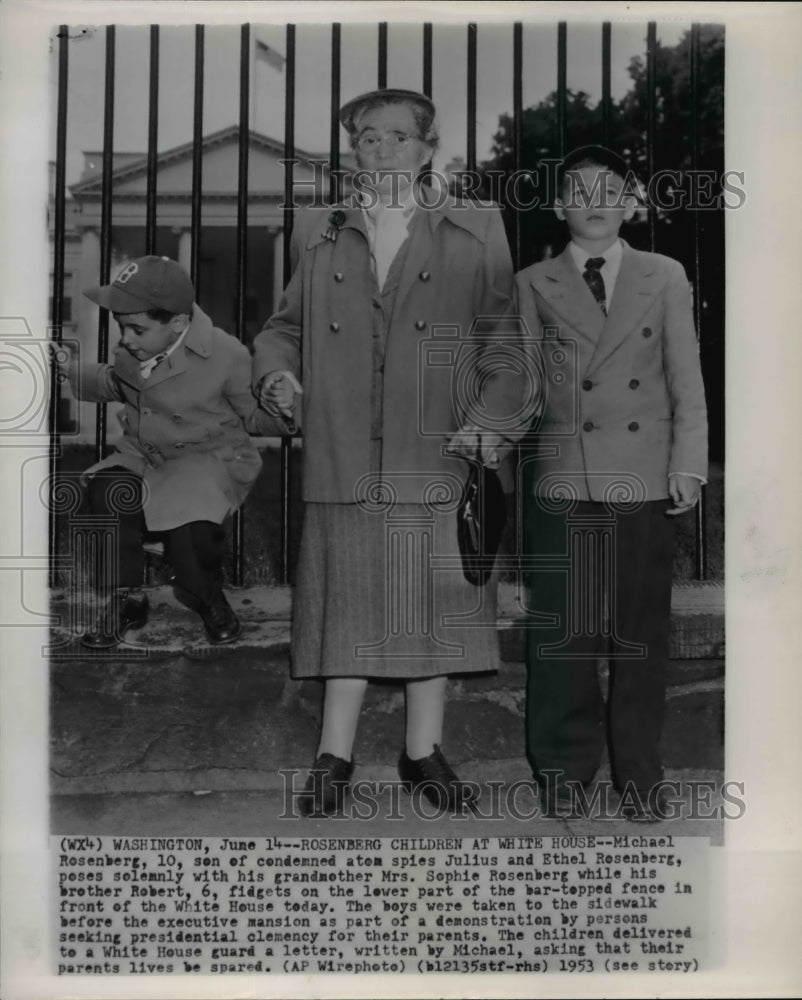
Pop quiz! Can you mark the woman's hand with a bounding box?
[258,372,300,419]
[446,427,505,468]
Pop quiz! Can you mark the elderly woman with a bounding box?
[253,88,523,817]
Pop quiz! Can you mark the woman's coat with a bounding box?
[252,193,522,505]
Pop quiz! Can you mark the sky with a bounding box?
[49,18,689,189]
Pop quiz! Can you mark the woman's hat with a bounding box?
[339,88,436,135]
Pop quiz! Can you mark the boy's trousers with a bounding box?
[523,497,674,794]
[87,468,226,606]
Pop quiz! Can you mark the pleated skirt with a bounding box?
[291,502,500,679]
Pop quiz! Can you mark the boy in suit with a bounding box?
[64,255,290,647]
[516,146,708,820]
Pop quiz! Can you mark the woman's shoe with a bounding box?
[398,744,478,816]
[299,754,355,817]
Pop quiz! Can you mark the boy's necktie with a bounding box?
[583,257,607,315]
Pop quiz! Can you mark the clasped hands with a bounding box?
[258,372,300,419]
[446,427,507,469]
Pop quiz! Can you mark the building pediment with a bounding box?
[70,124,353,201]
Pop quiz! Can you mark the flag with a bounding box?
[254,38,285,72]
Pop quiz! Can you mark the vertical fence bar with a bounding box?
[232,23,250,585]
[95,25,116,464]
[601,22,612,146]
[422,23,432,96]
[689,23,708,580]
[466,24,477,176]
[329,23,341,205]
[145,25,159,254]
[512,22,523,270]
[557,22,567,156]
[378,22,388,88]
[280,24,296,585]
[48,24,69,587]
[190,25,204,294]
[282,26,296,284]
[646,21,657,252]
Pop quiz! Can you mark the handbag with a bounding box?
[456,437,507,586]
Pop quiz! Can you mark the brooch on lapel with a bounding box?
[322,210,346,243]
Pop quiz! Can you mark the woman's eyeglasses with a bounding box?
[355,130,416,152]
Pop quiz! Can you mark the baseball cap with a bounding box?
[339,88,436,136]
[83,255,194,315]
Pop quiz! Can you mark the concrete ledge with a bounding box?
[50,580,724,660]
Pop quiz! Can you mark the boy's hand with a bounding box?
[446,427,505,469]
[667,474,702,516]
[48,340,76,374]
[258,372,299,419]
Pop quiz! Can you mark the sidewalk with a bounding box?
[50,581,725,841]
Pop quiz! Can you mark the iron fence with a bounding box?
[49,20,720,587]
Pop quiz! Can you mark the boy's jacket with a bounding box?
[515,240,708,502]
[69,306,288,531]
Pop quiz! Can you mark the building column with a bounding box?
[177,229,192,273]
[75,227,101,443]
[270,227,284,314]
[77,227,100,342]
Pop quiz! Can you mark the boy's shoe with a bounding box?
[173,585,241,645]
[398,745,479,815]
[541,786,581,819]
[299,754,355,817]
[81,590,149,648]
[620,786,673,824]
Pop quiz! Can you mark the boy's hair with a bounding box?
[557,144,632,193]
[145,306,192,324]
[146,307,179,324]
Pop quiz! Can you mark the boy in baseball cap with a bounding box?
[65,255,292,647]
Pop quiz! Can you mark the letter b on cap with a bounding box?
[116,262,139,284]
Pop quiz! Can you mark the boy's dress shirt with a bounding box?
[139,325,188,380]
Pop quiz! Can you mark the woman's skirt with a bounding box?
[291,502,501,679]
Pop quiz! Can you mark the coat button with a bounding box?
[414,320,426,330]
[334,272,344,282]
[329,322,340,333]
[581,379,593,391]
[419,271,431,281]
[582,421,594,432]
[642,327,652,338]
[628,421,639,432]
[629,379,640,389]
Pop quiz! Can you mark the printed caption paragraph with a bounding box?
[55,835,708,976]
